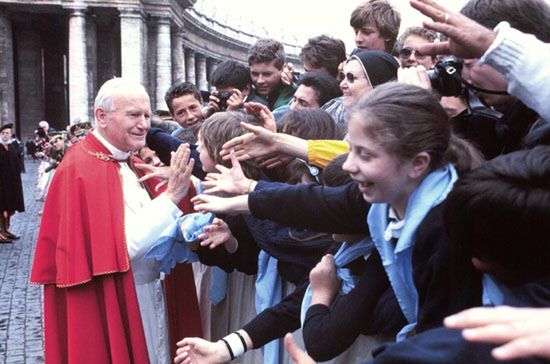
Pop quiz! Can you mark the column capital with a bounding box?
[154,14,172,25]
[118,7,146,20]
[65,4,88,16]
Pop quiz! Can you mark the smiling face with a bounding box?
[342,114,419,217]
[96,88,151,152]
[250,60,283,97]
[340,59,373,109]
[171,94,204,131]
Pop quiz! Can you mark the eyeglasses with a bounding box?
[399,48,425,59]
[339,72,363,84]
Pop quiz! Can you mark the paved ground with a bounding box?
[0,159,45,363]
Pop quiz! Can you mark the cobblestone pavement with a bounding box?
[0,160,45,363]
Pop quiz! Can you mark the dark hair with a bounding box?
[300,35,347,78]
[279,109,341,140]
[320,153,352,187]
[164,82,201,114]
[444,145,550,286]
[461,0,550,42]
[298,72,343,108]
[248,38,286,69]
[350,82,479,173]
[211,60,252,91]
[200,112,261,179]
[350,0,401,52]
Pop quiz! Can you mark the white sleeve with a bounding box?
[479,22,550,121]
[126,193,181,259]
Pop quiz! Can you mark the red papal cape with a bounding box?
[30,133,202,363]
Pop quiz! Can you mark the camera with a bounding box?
[215,91,235,111]
[427,56,464,97]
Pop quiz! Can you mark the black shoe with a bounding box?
[5,231,20,240]
[0,232,12,244]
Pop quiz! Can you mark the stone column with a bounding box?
[172,29,185,84]
[0,8,15,127]
[119,7,145,83]
[155,16,172,111]
[184,48,195,84]
[86,12,97,120]
[196,53,207,91]
[206,58,218,91]
[68,6,89,124]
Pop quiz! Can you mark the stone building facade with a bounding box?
[0,0,302,139]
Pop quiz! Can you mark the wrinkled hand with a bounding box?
[409,0,496,59]
[244,102,277,132]
[309,254,340,307]
[197,218,238,252]
[444,306,550,361]
[220,122,279,162]
[165,144,195,204]
[398,65,432,91]
[226,89,245,111]
[281,62,295,86]
[201,150,253,196]
[284,333,316,364]
[174,337,230,364]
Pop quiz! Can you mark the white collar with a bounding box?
[92,129,131,161]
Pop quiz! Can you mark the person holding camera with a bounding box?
[203,60,268,118]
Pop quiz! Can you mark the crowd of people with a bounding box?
[18,0,550,363]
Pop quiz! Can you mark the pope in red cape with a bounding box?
[30,78,201,363]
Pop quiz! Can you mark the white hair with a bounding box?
[93,78,148,127]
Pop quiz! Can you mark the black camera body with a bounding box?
[216,91,235,110]
[427,56,464,97]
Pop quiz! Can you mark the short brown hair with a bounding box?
[397,26,438,50]
[350,0,401,53]
[200,112,261,179]
[248,38,286,69]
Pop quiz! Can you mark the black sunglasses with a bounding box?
[399,48,425,58]
[339,72,362,84]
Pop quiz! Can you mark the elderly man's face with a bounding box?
[97,89,151,152]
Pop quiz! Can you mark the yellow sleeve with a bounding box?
[307,139,350,168]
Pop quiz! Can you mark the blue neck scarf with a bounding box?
[144,211,228,305]
[300,238,374,325]
[368,164,458,341]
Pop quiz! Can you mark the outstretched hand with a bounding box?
[192,194,250,215]
[220,122,279,162]
[136,163,171,191]
[444,306,550,361]
[244,102,277,132]
[197,218,238,252]
[201,150,254,196]
[174,337,230,364]
[409,0,496,59]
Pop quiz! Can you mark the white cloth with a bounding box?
[479,21,550,121]
[93,130,181,364]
